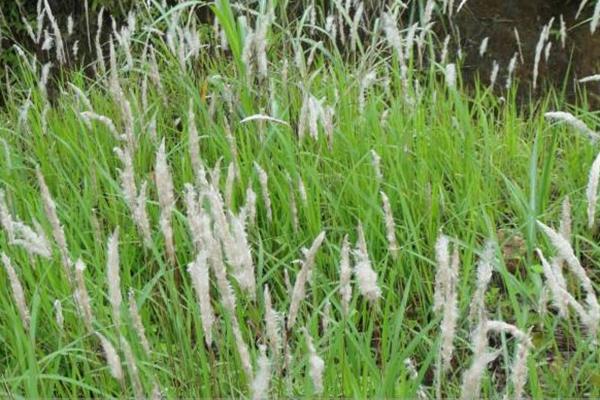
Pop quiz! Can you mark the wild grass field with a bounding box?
[1,0,600,398]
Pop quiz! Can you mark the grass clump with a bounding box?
[0,1,599,398]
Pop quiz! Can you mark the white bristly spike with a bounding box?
[128,289,151,355]
[155,139,176,264]
[254,163,272,222]
[353,224,381,302]
[263,285,282,356]
[433,234,450,312]
[587,152,600,229]
[468,241,495,325]
[54,299,63,331]
[74,259,93,330]
[188,250,215,347]
[95,332,124,381]
[2,253,30,330]
[479,37,489,57]
[252,345,271,400]
[440,247,460,370]
[339,235,352,316]
[592,0,600,33]
[445,63,457,90]
[579,75,600,83]
[287,231,326,329]
[380,191,399,259]
[370,150,383,182]
[37,167,72,280]
[544,111,600,143]
[107,228,122,327]
[304,329,325,394]
[120,336,144,400]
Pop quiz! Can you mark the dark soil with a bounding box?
[450,0,600,105]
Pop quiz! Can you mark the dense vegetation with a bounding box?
[1,0,599,398]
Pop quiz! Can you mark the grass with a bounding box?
[1,1,600,398]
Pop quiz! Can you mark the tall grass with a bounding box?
[1,0,599,398]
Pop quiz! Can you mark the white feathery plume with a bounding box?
[155,139,176,265]
[254,163,273,222]
[536,221,598,299]
[468,241,494,326]
[381,12,408,88]
[43,0,66,63]
[440,247,460,370]
[54,299,64,331]
[197,210,253,380]
[489,60,499,87]
[349,1,363,53]
[577,0,590,19]
[0,190,52,258]
[544,41,553,62]
[205,186,254,297]
[506,52,519,89]
[370,150,383,182]
[35,0,45,43]
[228,210,256,298]
[0,190,13,240]
[433,234,450,312]
[107,228,122,327]
[404,358,428,400]
[286,173,299,232]
[460,324,501,400]
[67,83,92,111]
[114,147,152,247]
[95,332,124,381]
[560,15,567,48]
[39,62,52,101]
[120,336,144,400]
[188,250,215,346]
[533,20,553,90]
[67,15,74,36]
[304,329,325,394]
[544,111,599,143]
[537,249,591,328]
[37,167,72,278]
[188,100,205,186]
[587,152,600,229]
[287,231,327,329]
[353,224,381,302]
[22,17,36,42]
[263,285,282,356]
[381,191,399,259]
[2,253,30,330]
[74,258,93,330]
[445,63,457,90]
[579,75,600,83]
[243,186,257,226]
[321,299,332,332]
[284,268,292,296]
[440,35,451,65]
[359,71,377,114]
[484,321,532,399]
[252,345,271,400]
[339,235,352,316]
[592,0,600,33]
[298,177,308,206]
[510,341,530,400]
[94,7,106,73]
[128,289,151,355]
[479,37,489,57]
[81,111,122,141]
